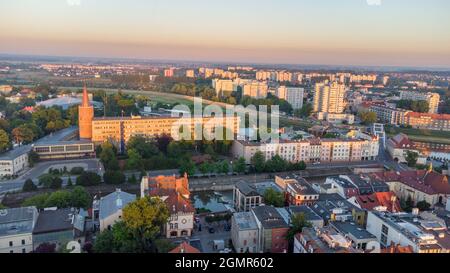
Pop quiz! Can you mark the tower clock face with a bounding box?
[181,219,187,224]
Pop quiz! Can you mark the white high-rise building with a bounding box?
[276,86,304,110]
[313,81,347,114]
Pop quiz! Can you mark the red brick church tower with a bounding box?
[78,84,94,139]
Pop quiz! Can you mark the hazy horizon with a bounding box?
[1,0,450,68]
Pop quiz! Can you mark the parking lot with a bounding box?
[190,215,232,253]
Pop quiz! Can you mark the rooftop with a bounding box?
[98,189,136,220]
[252,205,289,230]
[0,145,32,160]
[233,211,258,231]
[33,208,76,234]
[289,205,323,222]
[235,181,261,197]
[0,207,38,237]
[331,221,377,241]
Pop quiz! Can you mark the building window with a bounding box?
[381,234,388,246]
[9,241,13,247]
[382,224,389,235]
[22,248,26,253]
[22,239,25,245]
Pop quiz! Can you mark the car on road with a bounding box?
[312,162,321,165]
[194,217,200,223]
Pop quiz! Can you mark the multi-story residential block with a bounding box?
[274,175,319,206]
[93,189,136,232]
[313,81,346,114]
[242,81,268,99]
[231,212,260,253]
[212,79,237,95]
[366,211,450,253]
[0,145,31,178]
[404,112,450,131]
[185,69,195,78]
[231,135,379,164]
[255,71,277,82]
[369,104,410,125]
[251,206,289,253]
[400,91,440,114]
[233,181,264,212]
[141,174,194,238]
[276,86,304,110]
[349,74,377,83]
[164,68,174,77]
[0,206,38,253]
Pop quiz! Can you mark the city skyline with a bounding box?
[1,0,450,68]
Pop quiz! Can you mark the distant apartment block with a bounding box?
[313,81,346,114]
[242,81,268,99]
[232,134,379,164]
[400,91,440,114]
[276,86,304,110]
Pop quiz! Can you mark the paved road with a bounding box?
[0,159,103,193]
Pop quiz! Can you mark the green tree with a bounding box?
[70,186,91,209]
[67,177,73,188]
[76,171,101,186]
[220,160,230,174]
[28,150,39,167]
[93,229,115,253]
[99,141,119,170]
[405,151,419,167]
[286,213,312,241]
[22,179,37,192]
[126,149,143,170]
[265,155,288,173]
[179,159,196,176]
[127,174,137,184]
[250,151,266,173]
[0,129,10,152]
[263,188,285,207]
[294,103,313,118]
[233,157,246,174]
[127,136,159,158]
[122,197,170,252]
[358,111,377,125]
[104,170,126,185]
[44,191,72,208]
[22,193,50,209]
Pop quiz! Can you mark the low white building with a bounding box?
[231,212,260,253]
[0,206,38,253]
[386,134,426,164]
[366,211,449,253]
[94,189,136,232]
[0,145,31,178]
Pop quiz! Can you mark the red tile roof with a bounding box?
[406,112,450,121]
[370,171,450,195]
[388,133,415,149]
[169,242,201,253]
[354,192,401,213]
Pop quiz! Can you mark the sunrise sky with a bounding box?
[1,0,450,67]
